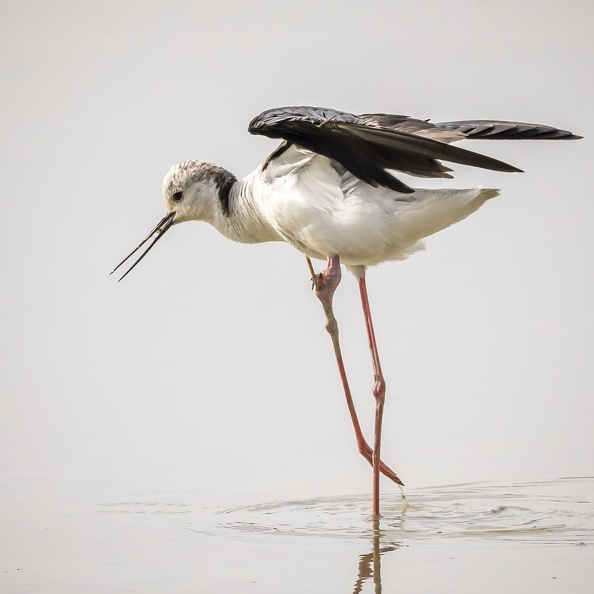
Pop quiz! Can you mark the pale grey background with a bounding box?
[1,0,592,591]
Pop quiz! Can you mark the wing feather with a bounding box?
[249,106,522,193]
[434,120,582,140]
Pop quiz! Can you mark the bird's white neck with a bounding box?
[208,169,282,245]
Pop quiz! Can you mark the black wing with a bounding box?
[249,106,580,193]
[249,106,521,193]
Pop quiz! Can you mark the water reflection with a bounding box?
[352,517,398,594]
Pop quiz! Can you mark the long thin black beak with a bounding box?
[110,212,176,282]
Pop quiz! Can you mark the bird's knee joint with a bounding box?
[372,379,386,401]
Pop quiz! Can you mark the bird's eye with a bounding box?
[172,191,183,202]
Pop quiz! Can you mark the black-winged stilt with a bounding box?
[112,106,580,517]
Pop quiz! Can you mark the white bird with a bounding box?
[112,106,580,517]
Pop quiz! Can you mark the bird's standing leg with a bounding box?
[358,273,389,517]
[308,256,403,487]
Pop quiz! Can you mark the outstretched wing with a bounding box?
[249,106,521,193]
[248,106,580,193]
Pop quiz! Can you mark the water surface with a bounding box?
[4,475,583,593]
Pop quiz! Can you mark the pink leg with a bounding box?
[358,274,388,517]
[312,256,403,488]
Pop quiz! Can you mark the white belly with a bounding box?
[256,154,499,267]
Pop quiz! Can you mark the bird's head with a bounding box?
[162,160,235,223]
[111,160,236,281]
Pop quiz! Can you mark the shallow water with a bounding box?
[213,477,594,546]
[71,477,594,592]
[3,477,593,593]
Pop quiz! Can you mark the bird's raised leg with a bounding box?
[358,273,391,517]
[308,256,403,487]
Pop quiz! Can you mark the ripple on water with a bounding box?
[215,477,594,545]
[98,501,192,515]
